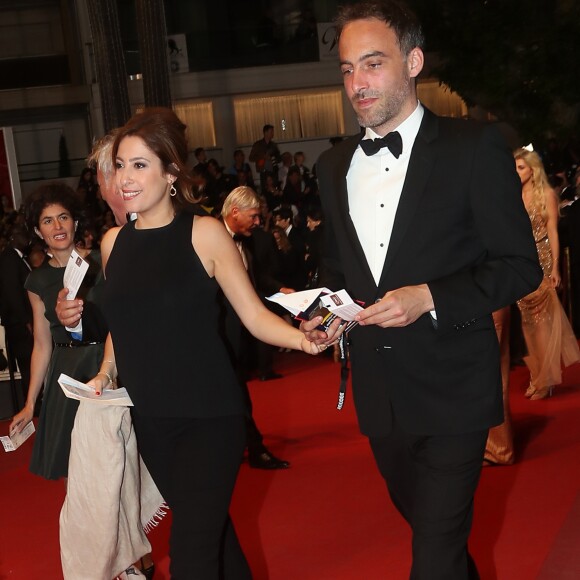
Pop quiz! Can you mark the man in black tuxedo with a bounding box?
[302,2,542,578]
[272,206,308,290]
[0,225,33,407]
[221,186,292,469]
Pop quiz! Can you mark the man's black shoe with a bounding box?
[249,451,290,469]
[259,371,283,381]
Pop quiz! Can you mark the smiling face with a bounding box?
[339,18,423,135]
[115,135,174,215]
[36,203,76,253]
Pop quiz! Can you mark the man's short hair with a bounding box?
[334,0,425,56]
[272,206,293,223]
[263,124,274,133]
[221,186,261,218]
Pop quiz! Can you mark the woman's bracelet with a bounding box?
[97,370,113,385]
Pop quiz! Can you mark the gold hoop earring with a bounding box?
[170,184,177,197]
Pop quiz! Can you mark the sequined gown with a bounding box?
[517,205,580,390]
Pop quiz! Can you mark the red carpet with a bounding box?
[2,351,580,579]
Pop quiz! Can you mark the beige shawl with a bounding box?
[60,403,166,579]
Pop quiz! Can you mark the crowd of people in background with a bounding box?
[2,134,578,315]
[1,129,579,371]
[1,131,579,370]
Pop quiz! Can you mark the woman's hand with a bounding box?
[299,315,344,355]
[55,287,83,327]
[551,267,561,288]
[86,373,112,396]
[300,336,335,355]
[9,404,33,436]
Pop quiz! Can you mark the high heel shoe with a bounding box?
[530,386,553,400]
[524,383,536,398]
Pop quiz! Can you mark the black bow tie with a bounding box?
[359,131,403,158]
[233,234,245,242]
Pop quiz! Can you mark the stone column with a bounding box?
[86,0,131,132]
[135,0,172,108]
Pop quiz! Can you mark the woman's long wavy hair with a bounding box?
[514,148,550,221]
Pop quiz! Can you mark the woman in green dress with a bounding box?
[9,182,106,480]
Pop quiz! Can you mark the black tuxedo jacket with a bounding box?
[316,108,542,437]
[245,228,285,297]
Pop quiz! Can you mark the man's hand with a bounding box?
[55,287,83,328]
[356,284,434,328]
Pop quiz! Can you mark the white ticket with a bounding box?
[58,373,134,406]
[318,289,364,321]
[63,248,89,300]
[2,421,35,452]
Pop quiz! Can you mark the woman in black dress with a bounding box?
[90,108,334,578]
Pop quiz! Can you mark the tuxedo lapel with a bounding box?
[241,238,256,286]
[378,111,439,288]
[334,134,377,288]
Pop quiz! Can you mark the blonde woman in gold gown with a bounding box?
[514,148,580,400]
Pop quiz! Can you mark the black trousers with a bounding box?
[132,412,251,580]
[369,419,487,580]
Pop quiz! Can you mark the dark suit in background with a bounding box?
[242,227,287,378]
[219,225,289,467]
[560,195,580,333]
[0,245,33,406]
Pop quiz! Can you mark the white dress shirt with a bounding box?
[347,102,424,286]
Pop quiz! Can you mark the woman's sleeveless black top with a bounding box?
[103,211,244,417]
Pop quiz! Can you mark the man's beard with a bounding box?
[352,76,412,130]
